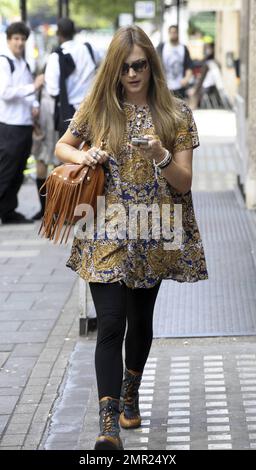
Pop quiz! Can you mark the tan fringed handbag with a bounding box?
[38,143,105,244]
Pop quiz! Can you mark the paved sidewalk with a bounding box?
[0,205,78,449]
[0,110,256,451]
[41,331,256,451]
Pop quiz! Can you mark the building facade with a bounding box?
[237,0,256,209]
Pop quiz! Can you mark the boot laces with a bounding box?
[102,405,116,433]
[124,376,140,405]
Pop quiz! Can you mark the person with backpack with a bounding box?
[45,18,101,137]
[0,22,44,224]
[157,25,193,99]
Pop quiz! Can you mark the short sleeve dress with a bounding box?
[66,100,208,289]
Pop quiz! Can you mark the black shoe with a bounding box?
[88,317,97,332]
[1,211,34,224]
[31,209,44,221]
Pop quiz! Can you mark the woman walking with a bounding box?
[55,25,208,451]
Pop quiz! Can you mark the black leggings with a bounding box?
[89,281,161,400]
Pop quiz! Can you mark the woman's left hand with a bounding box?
[129,134,166,163]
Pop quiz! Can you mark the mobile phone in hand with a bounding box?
[131,137,149,146]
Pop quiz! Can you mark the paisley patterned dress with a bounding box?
[67,100,208,288]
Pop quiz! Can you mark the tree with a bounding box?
[71,0,134,22]
[71,0,162,29]
[0,0,19,20]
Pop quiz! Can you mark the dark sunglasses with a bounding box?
[121,59,148,75]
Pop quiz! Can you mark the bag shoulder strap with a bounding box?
[54,46,75,112]
[0,55,15,73]
[54,46,76,78]
[84,42,96,66]
[156,42,164,57]
[0,55,31,73]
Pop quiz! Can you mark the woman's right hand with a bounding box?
[78,146,109,169]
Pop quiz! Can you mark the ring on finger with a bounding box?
[91,152,98,161]
[96,152,103,160]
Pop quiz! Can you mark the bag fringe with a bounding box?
[39,178,80,243]
[38,161,104,244]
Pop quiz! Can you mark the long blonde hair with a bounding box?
[75,25,184,154]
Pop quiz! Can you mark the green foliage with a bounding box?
[0,0,19,19]
[71,0,162,29]
[189,12,216,39]
[26,0,135,28]
[0,1,157,29]
[73,0,134,20]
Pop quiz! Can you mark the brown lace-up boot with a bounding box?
[94,396,124,450]
[119,368,142,429]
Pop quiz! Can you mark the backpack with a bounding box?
[53,42,97,136]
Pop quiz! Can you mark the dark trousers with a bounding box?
[173,87,186,99]
[89,281,161,400]
[0,123,33,217]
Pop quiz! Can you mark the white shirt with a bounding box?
[162,42,185,91]
[0,48,38,126]
[203,59,224,91]
[45,40,100,109]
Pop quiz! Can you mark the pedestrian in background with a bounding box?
[54,25,208,450]
[157,25,193,99]
[45,18,101,137]
[31,84,58,220]
[188,42,231,110]
[0,22,44,224]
